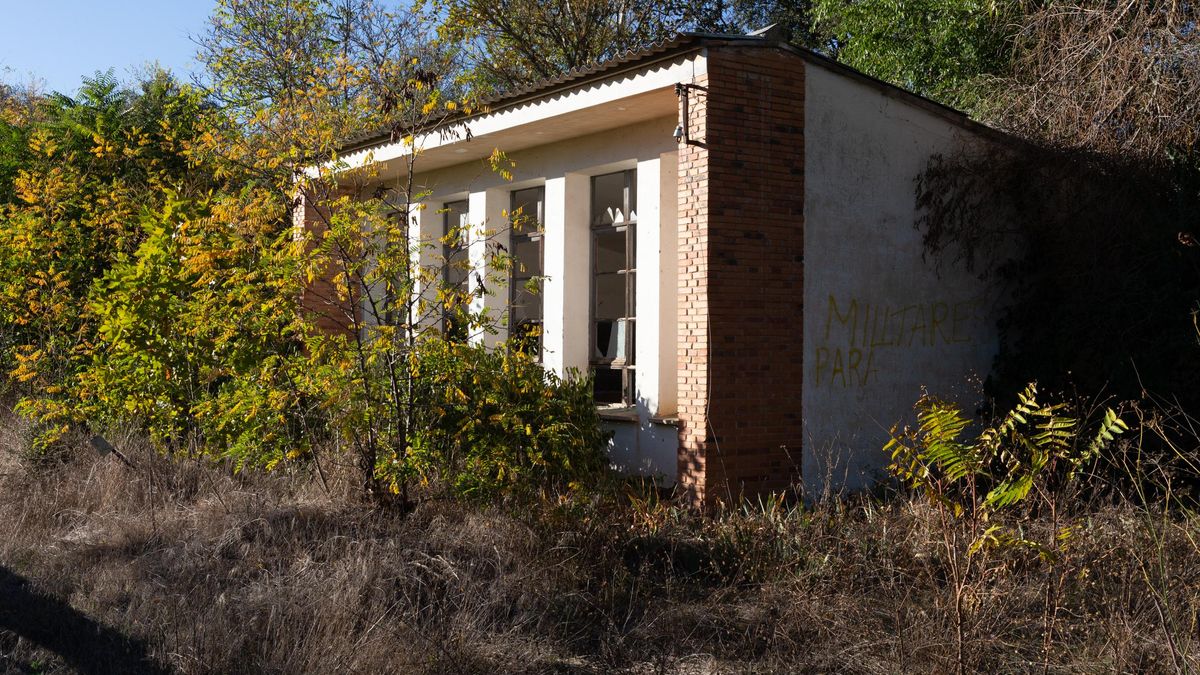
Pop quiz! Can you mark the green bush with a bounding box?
[398,339,609,500]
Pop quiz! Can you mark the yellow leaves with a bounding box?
[14,348,43,364]
[14,165,69,208]
[90,133,117,158]
[487,148,515,182]
[12,348,43,383]
[27,128,57,158]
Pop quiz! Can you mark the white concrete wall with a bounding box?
[605,420,681,481]
[802,64,1004,495]
[401,117,683,482]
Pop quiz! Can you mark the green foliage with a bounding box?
[199,0,332,111]
[0,71,225,447]
[726,0,824,48]
[0,85,33,206]
[814,0,1021,109]
[909,3,1200,425]
[886,383,1128,556]
[188,0,609,504]
[0,64,317,469]
[886,383,1129,672]
[399,340,608,500]
[197,0,461,177]
[79,190,308,463]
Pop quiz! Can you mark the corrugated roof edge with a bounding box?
[337,30,1020,156]
[336,33,706,155]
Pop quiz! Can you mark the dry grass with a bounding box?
[2,408,1199,674]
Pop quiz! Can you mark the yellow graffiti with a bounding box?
[814,294,979,389]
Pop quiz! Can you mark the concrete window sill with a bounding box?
[596,406,639,423]
[595,407,681,427]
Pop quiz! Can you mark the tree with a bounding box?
[434,0,732,93]
[0,82,36,206]
[995,1,1200,158]
[913,2,1200,414]
[727,0,824,50]
[813,0,1022,110]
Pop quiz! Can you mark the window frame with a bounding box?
[441,199,470,341]
[508,186,545,360]
[588,169,637,406]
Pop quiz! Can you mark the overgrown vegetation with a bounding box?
[886,384,1129,674]
[2,404,1199,673]
[0,0,606,506]
[912,3,1200,418]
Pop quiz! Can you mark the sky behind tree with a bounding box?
[0,1,217,94]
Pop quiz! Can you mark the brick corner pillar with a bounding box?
[295,187,360,336]
[676,46,807,507]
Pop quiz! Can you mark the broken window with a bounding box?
[590,170,636,405]
[509,186,544,359]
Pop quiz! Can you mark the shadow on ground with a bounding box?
[0,565,171,674]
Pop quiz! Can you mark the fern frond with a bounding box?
[985,471,1035,509]
[1074,407,1128,477]
[913,397,981,483]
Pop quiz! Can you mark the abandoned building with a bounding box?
[302,27,1008,503]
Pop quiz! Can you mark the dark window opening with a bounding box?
[443,199,470,342]
[590,169,637,405]
[510,186,544,360]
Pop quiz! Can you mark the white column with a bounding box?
[407,200,441,334]
[657,152,679,416]
[634,155,678,418]
[468,188,509,348]
[542,173,590,377]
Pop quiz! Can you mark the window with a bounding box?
[509,187,544,359]
[590,170,636,405]
[442,200,470,341]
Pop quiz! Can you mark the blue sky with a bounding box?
[0,1,218,95]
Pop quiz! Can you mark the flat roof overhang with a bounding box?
[320,51,703,182]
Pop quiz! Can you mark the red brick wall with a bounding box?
[677,46,807,505]
[295,190,360,336]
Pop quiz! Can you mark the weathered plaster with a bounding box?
[802,63,1003,495]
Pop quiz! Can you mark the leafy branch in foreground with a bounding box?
[885,383,1128,674]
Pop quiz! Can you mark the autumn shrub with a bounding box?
[0,68,329,470]
[78,190,309,461]
[886,383,1129,673]
[0,73,234,452]
[399,339,609,500]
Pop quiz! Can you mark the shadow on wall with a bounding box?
[601,394,680,485]
[0,566,170,675]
